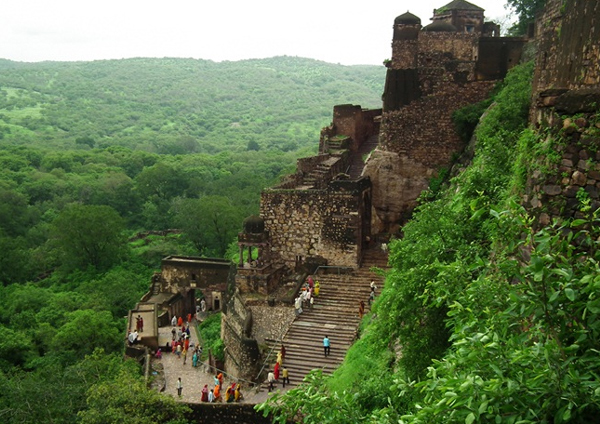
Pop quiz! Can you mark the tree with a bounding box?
[172,196,242,257]
[506,0,547,35]
[247,139,260,151]
[78,368,190,424]
[0,235,32,285]
[135,162,188,201]
[51,309,123,358]
[51,204,126,271]
[75,136,95,148]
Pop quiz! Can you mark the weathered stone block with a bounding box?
[543,185,563,195]
[571,170,587,186]
[563,185,580,198]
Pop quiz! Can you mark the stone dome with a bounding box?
[423,21,458,32]
[243,215,265,234]
[394,11,421,25]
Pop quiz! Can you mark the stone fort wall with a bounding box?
[532,0,600,97]
[261,179,371,269]
[380,80,495,168]
[524,0,600,225]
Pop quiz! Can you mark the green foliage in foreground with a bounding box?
[79,362,190,424]
[259,60,600,422]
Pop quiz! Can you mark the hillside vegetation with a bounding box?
[0,56,384,153]
[0,57,383,423]
[259,61,600,423]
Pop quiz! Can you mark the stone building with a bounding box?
[127,256,233,354]
[221,0,532,380]
[365,0,526,234]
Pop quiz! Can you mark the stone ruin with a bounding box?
[129,0,595,388]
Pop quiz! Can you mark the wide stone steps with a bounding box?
[261,250,388,391]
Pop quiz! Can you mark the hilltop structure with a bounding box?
[367,0,526,233]
[123,1,600,419]
[130,0,531,387]
[223,0,527,380]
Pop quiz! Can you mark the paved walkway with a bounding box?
[155,321,269,404]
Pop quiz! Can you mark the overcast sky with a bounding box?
[2,0,515,66]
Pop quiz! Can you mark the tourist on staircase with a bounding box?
[282,366,290,387]
[323,335,331,357]
[268,370,276,392]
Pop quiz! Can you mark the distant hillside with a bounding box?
[0,56,385,153]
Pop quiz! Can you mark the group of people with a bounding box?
[127,329,139,345]
[267,345,289,391]
[368,280,377,305]
[294,276,320,315]
[168,316,205,368]
[358,280,378,318]
[127,314,145,345]
[198,372,243,402]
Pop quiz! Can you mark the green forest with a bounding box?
[4,1,599,421]
[0,56,384,423]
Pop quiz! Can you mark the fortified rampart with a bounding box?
[524,0,600,224]
[261,177,372,269]
[366,2,527,233]
[221,291,261,381]
[319,104,380,153]
[158,256,232,313]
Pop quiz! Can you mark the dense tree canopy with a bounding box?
[51,204,127,272]
[0,55,387,423]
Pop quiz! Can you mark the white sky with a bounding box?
[1,0,515,65]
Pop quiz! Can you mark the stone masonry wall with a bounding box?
[185,402,271,423]
[380,81,495,168]
[391,39,419,69]
[524,0,600,224]
[161,258,230,294]
[532,0,600,96]
[247,303,296,345]
[523,114,600,226]
[260,186,366,269]
[222,292,260,381]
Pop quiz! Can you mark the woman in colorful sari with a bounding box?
[314,281,320,296]
[201,384,209,402]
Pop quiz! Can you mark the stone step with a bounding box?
[257,252,388,392]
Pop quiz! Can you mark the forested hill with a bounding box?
[0,56,384,153]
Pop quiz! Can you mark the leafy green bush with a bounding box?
[198,312,224,362]
[451,98,492,143]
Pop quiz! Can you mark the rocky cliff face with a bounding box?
[363,149,433,234]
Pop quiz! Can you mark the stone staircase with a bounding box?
[261,248,388,390]
[347,134,379,179]
[301,156,342,189]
